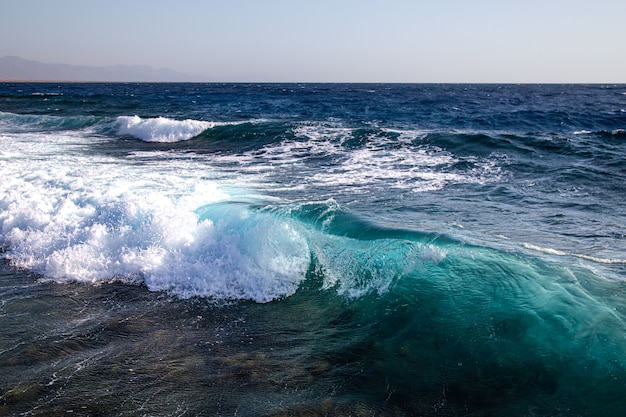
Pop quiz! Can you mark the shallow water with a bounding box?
[3,256,626,416]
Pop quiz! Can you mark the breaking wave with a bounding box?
[115,115,215,142]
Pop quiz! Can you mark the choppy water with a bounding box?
[1,83,625,416]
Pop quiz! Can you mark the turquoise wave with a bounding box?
[274,202,626,414]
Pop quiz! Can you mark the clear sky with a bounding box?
[2,0,625,82]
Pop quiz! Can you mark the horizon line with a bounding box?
[1,80,626,85]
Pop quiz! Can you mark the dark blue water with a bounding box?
[1,83,625,416]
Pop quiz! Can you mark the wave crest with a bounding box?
[115,115,215,142]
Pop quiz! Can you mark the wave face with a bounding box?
[1,82,626,416]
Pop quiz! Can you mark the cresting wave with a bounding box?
[3,143,620,306]
[0,170,448,302]
[115,115,216,142]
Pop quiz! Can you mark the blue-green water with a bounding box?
[1,83,625,416]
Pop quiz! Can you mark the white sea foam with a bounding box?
[0,130,310,302]
[200,123,502,195]
[291,124,501,193]
[115,116,214,142]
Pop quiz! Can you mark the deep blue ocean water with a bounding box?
[1,83,625,416]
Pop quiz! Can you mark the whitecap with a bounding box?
[115,115,214,142]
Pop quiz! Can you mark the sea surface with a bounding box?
[1,83,625,416]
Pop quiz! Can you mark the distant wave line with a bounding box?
[523,243,626,265]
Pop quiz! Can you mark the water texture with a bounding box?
[1,83,625,416]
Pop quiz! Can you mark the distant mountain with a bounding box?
[0,56,201,82]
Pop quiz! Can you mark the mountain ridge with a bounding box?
[0,56,202,82]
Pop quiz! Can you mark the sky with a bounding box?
[1,0,625,83]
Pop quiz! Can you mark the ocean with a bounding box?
[0,83,625,416]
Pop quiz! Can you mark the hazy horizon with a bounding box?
[2,0,625,83]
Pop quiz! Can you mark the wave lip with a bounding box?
[116,115,215,142]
